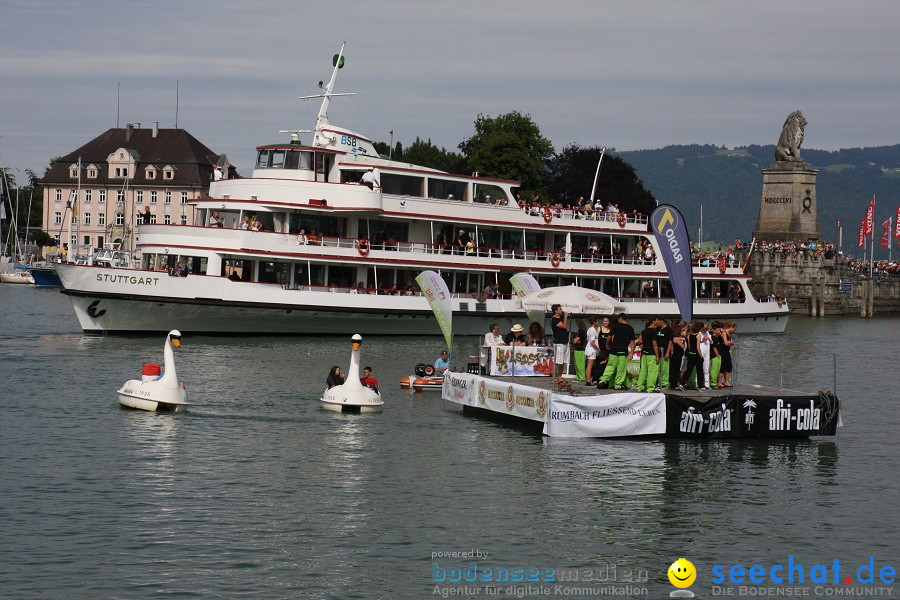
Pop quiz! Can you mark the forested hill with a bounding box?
[616,144,900,251]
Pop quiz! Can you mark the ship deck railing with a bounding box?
[297,234,652,266]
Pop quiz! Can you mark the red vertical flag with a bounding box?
[864,196,875,236]
[882,219,892,249]
[894,206,900,239]
[858,221,865,248]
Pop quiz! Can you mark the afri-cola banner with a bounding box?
[649,204,693,323]
[666,393,841,438]
[489,346,555,377]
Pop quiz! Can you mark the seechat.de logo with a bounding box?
[668,558,696,598]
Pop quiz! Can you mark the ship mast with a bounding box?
[299,42,355,148]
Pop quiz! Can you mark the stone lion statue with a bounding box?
[775,110,808,162]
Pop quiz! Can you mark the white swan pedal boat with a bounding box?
[321,334,384,413]
[117,330,188,412]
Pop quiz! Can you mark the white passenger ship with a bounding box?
[55,45,788,334]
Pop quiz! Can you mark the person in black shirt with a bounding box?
[549,304,569,383]
[719,320,736,387]
[708,321,726,388]
[669,320,687,390]
[635,318,661,393]
[682,321,706,390]
[571,320,588,382]
[505,323,527,346]
[597,313,636,390]
[656,317,674,390]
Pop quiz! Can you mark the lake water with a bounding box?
[1,284,898,599]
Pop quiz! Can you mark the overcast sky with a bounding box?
[1,0,898,178]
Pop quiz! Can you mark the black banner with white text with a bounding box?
[665,393,841,438]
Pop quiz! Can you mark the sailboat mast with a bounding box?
[76,157,82,258]
[24,187,33,263]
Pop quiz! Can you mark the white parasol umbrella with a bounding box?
[518,285,627,380]
[519,285,628,316]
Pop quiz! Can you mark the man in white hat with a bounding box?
[504,323,526,346]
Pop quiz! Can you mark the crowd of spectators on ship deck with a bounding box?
[513,194,648,223]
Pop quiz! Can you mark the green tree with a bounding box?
[547,144,656,214]
[459,111,554,193]
[401,138,466,173]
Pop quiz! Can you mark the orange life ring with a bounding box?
[617,213,626,228]
[357,238,370,256]
[550,252,561,267]
[717,256,727,274]
[543,207,552,223]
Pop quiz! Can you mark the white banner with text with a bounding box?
[545,393,667,437]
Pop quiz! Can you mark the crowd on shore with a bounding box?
[481,313,737,392]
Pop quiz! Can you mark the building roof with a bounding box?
[42,126,231,187]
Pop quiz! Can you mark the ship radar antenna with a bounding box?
[278,129,312,144]
[298,41,356,148]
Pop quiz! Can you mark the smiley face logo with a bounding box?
[668,558,696,588]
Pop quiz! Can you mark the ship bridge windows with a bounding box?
[428,178,466,201]
[257,149,316,173]
[381,173,423,197]
[284,150,313,170]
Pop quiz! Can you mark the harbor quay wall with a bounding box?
[743,252,900,316]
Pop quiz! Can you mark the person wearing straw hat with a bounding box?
[504,323,526,346]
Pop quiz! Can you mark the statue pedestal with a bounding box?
[753,162,822,243]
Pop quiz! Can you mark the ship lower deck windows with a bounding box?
[357,220,408,248]
[291,214,345,238]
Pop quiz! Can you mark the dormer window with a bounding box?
[145,166,157,180]
[87,166,97,179]
[69,165,79,178]
[162,165,175,180]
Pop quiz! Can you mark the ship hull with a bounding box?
[61,289,788,335]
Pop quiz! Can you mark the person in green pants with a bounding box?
[656,317,673,390]
[571,320,588,381]
[597,313,636,390]
[708,321,724,389]
[635,317,661,392]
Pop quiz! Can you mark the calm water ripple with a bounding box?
[0,285,898,598]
